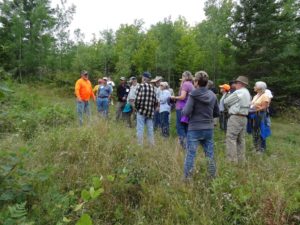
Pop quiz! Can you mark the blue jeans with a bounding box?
[176,109,188,149]
[136,112,154,145]
[184,129,216,178]
[160,111,170,137]
[154,111,161,130]
[97,98,109,118]
[77,100,91,125]
[253,111,267,152]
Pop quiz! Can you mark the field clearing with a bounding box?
[0,84,300,225]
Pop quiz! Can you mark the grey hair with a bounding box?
[207,80,214,89]
[182,71,193,81]
[160,82,169,89]
[255,81,267,91]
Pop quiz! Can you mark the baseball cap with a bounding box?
[120,77,126,81]
[103,77,108,80]
[143,72,151,79]
[81,70,88,76]
[219,84,230,92]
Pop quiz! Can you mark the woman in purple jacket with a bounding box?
[171,71,194,150]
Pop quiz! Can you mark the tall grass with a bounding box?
[28,118,300,224]
[1,83,300,224]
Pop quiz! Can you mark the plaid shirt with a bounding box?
[135,83,158,118]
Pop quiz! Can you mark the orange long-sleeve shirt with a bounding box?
[75,78,95,101]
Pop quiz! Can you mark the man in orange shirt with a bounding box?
[75,70,95,125]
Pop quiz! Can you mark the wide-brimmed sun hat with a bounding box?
[235,76,249,85]
[151,76,163,82]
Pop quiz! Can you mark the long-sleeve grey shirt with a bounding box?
[224,87,251,115]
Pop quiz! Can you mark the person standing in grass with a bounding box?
[96,77,112,118]
[248,81,272,153]
[125,76,139,127]
[107,77,115,105]
[151,76,163,130]
[171,71,194,150]
[93,78,102,97]
[74,70,95,125]
[219,84,231,131]
[182,71,219,179]
[116,77,130,121]
[159,82,171,137]
[135,72,158,145]
[224,76,251,163]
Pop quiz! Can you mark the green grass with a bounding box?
[0,83,300,225]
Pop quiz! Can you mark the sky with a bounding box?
[51,0,206,41]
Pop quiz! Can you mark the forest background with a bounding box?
[0,0,300,225]
[0,0,299,106]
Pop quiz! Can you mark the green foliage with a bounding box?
[0,83,75,139]
[230,0,300,103]
[76,213,93,225]
[1,202,34,225]
[8,202,27,219]
[0,0,56,80]
[0,145,53,225]
[115,20,144,77]
[0,82,300,224]
[0,148,35,203]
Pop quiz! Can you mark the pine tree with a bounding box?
[231,0,283,79]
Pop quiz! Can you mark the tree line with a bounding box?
[0,0,299,104]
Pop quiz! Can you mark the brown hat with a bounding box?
[235,76,249,86]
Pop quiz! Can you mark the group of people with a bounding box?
[74,70,272,180]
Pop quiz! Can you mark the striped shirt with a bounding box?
[135,83,158,118]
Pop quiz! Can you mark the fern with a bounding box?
[5,202,35,225]
[8,202,27,219]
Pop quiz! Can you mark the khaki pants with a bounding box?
[115,101,126,121]
[226,115,247,163]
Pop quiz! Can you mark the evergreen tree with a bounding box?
[231,0,283,78]
[231,0,300,99]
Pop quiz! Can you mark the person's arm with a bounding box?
[108,86,113,99]
[255,95,270,111]
[92,85,98,95]
[224,92,239,107]
[256,101,268,111]
[172,90,187,100]
[75,80,82,101]
[135,85,142,109]
[182,94,194,116]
